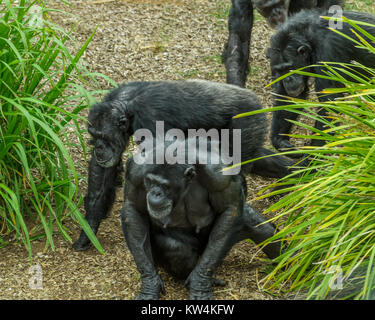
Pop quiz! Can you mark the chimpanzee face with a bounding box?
[267,37,312,97]
[144,166,196,223]
[255,0,288,28]
[88,105,130,168]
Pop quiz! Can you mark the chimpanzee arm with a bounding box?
[121,182,164,300]
[185,203,241,300]
[239,204,281,259]
[185,176,244,300]
[250,147,294,178]
[223,0,253,87]
[194,163,232,192]
[270,82,308,153]
[72,155,120,251]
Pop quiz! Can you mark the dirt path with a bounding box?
[0,0,282,300]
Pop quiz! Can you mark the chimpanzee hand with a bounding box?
[136,274,165,300]
[72,235,92,251]
[185,271,213,300]
[272,138,300,157]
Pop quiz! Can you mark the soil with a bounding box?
[0,0,288,300]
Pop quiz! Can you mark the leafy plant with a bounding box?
[236,16,375,299]
[0,0,115,260]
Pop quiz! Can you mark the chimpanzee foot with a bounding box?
[185,272,213,300]
[136,292,160,300]
[190,290,213,300]
[212,278,226,286]
[273,138,301,158]
[136,274,165,300]
[72,241,91,251]
[72,233,91,251]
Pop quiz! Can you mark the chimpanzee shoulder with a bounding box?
[102,81,152,103]
[124,157,144,187]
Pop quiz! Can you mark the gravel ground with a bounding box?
[1,0,289,300]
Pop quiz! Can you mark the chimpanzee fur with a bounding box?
[72,80,293,251]
[268,9,375,152]
[121,138,281,300]
[222,0,346,87]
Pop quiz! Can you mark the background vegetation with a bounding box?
[254,14,375,300]
[0,0,113,260]
[1,0,374,300]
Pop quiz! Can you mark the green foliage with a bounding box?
[236,16,375,299]
[345,0,375,14]
[0,0,114,259]
[261,17,375,300]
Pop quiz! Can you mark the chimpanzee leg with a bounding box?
[233,204,281,259]
[72,156,121,251]
[121,205,164,300]
[223,0,253,87]
[230,110,296,178]
[152,232,200,280]
[185,205,243,300]
[250,147,295,178]
[270,85,308,154]
[310,107,331,147]
[271,109,300,151]
[311,80,344,147]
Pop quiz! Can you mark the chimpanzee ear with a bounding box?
[297,44,311,57]
[118,115,129,132]
[184,167,196,181]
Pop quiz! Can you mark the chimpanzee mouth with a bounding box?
[147,203,173,222]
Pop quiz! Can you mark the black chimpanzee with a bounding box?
[122,138,281,300]
[256,0,346,28]
[223,0,345,87]
[268,10,375,152]
[72,80,294,251]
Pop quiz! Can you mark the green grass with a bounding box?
[209,0,230,21]
[177,69,200,78]
[0,0,114,260]
[232,12,375,299]
[345,0,375,14]
[251,16,375,300]
[202,54,223,64]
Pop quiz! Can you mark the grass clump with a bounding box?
[0,0,114,260]
[238,16,375,299]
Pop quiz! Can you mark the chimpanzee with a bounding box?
[121,138,281,300]
[223,0,345,87]
[268,10,375,152]
[72,80,294,251]
[256,0,346,28]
